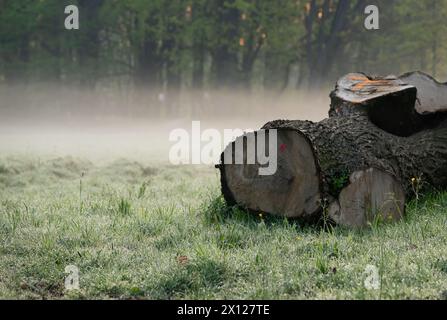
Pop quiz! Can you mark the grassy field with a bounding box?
[0,155,446,300]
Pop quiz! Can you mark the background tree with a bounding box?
[1,0,447,116]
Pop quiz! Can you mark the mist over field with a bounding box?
[1,0,447,165]
[0,86,330,162]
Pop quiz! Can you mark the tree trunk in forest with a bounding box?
[210,1,240,88]
[192,38,205,115]
[133,38,163,116]
[308,0,332,89]
[78,0,103,88]
[263,51,290,92]
[304,0,318,88]
[4,34,30,85]
[135,39,162,88]
[192,41,205,90]
[163,22,181,117]
[211,48,240,89]
[309,0,352,88]
[305,0,366,89]
[166,62,181,116]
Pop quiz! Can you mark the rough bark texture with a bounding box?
[262,115,447,197]
[219,114,447,226]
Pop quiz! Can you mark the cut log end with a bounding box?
[332,73,414,105]
[330,73,421,136]
[330,71,447,136]
[328,168,405,228]
[221,130,321,218]
[399,71,447,115]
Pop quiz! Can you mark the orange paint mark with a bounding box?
[349,77,397,91]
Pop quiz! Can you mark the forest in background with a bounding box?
[1,0,447,118]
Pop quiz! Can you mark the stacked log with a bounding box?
[218,72,447,227]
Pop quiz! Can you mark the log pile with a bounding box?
[217,71,447,227]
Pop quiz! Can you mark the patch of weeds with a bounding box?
[19,278,65,299]
[154,232,180,251]
[137,182,149,199]
[315,255,331,274]
[203,196,286,228]
[368,208,388,229]
[91,279,131,299]
[315,240,340,259]
[433,259,447,274]
[202,196,234,224]
[137,220,164,237]
[216,225,247,249]
[153,257,227,299]
[63,289,87,299]
[5,212,21,234]
[317,198,336,230]
[117,198,132,216]
[282,279,303,295]
[328,169,350,196]
[312,238,341,276]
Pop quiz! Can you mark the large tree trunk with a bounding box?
[218,114,447,227]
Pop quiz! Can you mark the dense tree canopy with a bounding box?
[1,1,446,102]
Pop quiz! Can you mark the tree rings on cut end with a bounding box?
[328,168,405,227]
[222,130,321,218]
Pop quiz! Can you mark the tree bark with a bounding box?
[218,114,447,227]
[192,40,205,90]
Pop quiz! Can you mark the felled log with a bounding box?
[218,115,447,227]
[400,71,447,115]
[330,72,447,136]
[218,71,447,227]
